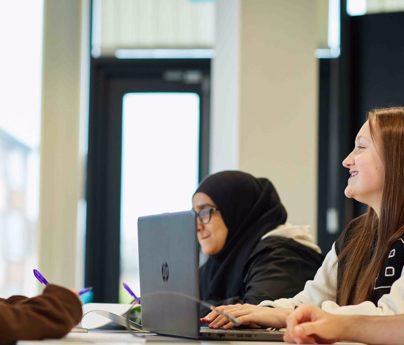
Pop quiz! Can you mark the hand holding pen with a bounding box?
[33,269,92,296]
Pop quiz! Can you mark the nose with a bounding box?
[196,217,204,232]
[342,151,354,169]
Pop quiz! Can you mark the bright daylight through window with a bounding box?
[119,92,200,302]
[0,0,43,296]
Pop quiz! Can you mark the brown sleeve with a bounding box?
[0,284,82,345]
[2,295,29,304]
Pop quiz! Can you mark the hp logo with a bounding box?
[161,262,169,282]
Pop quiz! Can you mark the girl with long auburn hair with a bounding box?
[200,107,404,330]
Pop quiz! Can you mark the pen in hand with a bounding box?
[33,269,92,296]
[123,282,141,304]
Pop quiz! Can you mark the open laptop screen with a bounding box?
[138,210,285,341]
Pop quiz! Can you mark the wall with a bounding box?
[210,0,241,171]
[38,0,88,288]
[211,0,318,236]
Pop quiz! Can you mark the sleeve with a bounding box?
[259,243,339,309]
[200,237,324,315]
[241,237,323,305]
[2,295,30,304]
[0,284,83,344]
[198,263,245,316]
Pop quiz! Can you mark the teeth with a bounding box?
[350,171,358,177]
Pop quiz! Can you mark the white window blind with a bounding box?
[93,0,215,56]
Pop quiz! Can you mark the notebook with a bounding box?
[137,210,284,341]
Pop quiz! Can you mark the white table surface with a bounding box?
[18,331,364,345]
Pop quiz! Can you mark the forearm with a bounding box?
[267,307,292,329]
[238,306,292,329]
[343,315,404,345]
[2,295,29,304]
[0,285,82,343]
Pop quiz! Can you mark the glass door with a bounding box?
[120,92,200,302]
[85,58,210,302]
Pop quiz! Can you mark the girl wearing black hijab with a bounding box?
[192,170,323,316]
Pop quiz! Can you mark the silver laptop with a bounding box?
[137,210,284,341]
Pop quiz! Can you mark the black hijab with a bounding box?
[194,170,287,302]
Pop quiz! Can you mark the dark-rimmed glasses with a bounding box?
[194,206,219,224]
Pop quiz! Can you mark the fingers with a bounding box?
[286,305,323,340]
[285,305,316,343]
[201,309,233,327]
[201,304,239,324]
[286,305,342,344]
[284,324,316,344]
[207,304,248,329]
[220,305,279,329]
[201,309,220,324]
[209,313,235,329]
[209,305,264,329]
[285,307,306,341]
[287,305,314,326]
[286,319,332,344]
[201,303,269,330]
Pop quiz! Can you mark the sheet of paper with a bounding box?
[81,303,132,329]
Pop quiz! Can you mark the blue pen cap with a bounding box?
[79,290,94,304]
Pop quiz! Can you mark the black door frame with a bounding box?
[85,58,211,302]
[317,1,357,253]
[317,2,404,252]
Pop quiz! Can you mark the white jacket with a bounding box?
[259,242,404,315]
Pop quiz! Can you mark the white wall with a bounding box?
[38,0,88,288]
[211,0,318,236]
[210,0,241,172]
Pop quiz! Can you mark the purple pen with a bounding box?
[79,287,93,296]
[33,268,92,296]
[123,282,141,304]
[33,269,49,286]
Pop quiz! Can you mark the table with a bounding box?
[18,331,364,345]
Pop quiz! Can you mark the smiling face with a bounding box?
[192,192,228,256]
[342,120,385,215]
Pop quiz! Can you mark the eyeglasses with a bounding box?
[194,206,219,224]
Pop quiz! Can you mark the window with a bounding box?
[0,0,43,296]
[120,92,200,301]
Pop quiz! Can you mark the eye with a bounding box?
[199,207,210,218]
[196,206,217,224]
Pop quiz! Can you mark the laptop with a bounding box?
[137,210,284,341]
